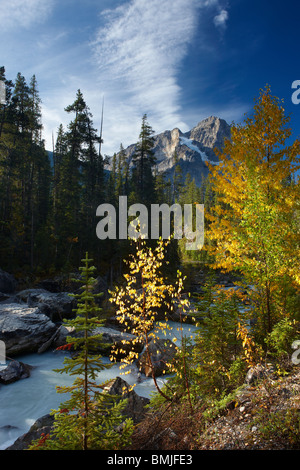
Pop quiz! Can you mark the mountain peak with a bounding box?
[106,116,231,186]
[187,116,231,152]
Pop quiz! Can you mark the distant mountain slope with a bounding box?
[105,116,231,186]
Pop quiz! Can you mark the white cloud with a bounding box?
[203,0,220,6]
[214,9,229,29]
[0,0,54,30]
[5,0,233,156]
[89,0,233,155]
[92,0,201,153]
[202,0,229,30]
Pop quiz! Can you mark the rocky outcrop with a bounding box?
[105,116,231,187]
[16,288,75,322]
[104,376,150,424]
[138,338,177,377]
[51,324,143,358]
[6,414,54,450]
[0,303,57,356]
[0,360,33,384]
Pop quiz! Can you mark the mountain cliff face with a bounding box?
[105,116,231,186]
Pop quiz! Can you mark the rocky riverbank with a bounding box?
[0,267,197,449]
[0,268,196,361]
[126,363,300,451]
[1,267,299,451]
[5,375,151,450]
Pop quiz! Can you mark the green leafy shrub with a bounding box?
[265,318,299,359]
[253,408,300,449]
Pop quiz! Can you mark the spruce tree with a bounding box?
[29,253,134,450]
[172,149,183,203]
[0,66,14,139]
[79,101,104,257]
[131,114,156,206]
[28,74,43,144]
[0,71,51,269]
[52,90,103,268]
[115,144,129,197]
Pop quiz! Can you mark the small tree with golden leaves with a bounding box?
[109,237,191,402]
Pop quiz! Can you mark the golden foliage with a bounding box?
[109,237,190,399]
[205,86,300,333]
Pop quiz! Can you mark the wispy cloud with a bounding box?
[1,0,233,155]
[92,0,202,152]
[90,0,233,155]
[214,9,229,29]
[203,0,229,30]
[0,0,55,30]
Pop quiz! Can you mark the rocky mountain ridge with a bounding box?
[105,115,231,186]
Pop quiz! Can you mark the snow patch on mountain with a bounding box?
[179,136,219,166]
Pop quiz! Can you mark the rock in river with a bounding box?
[0,303,57,357]
[138,337,177,377]
[0,360,33,385]
[16,288,75,322]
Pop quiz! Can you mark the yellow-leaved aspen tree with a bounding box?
[109,237,191,403]
[206,86,300,339]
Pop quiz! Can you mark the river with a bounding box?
[0,321,197,450]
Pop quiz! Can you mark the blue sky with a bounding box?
[1,0,300,155]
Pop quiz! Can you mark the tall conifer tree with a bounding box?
[29,253,133,450]
[131,114,156,206]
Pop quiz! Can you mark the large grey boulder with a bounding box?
[0,360,33,384]
[103,376,150,424]
[138,337,177,377]
[16,288,75,322]
[51,325,143,358]
[0,303,57,356]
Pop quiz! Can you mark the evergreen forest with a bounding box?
[0,67,212,279]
